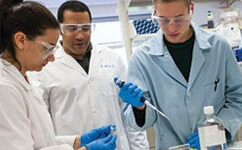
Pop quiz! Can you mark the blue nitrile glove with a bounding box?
[86,134,117,150]
[114,78,144,107]
[81,124,115,147]
[187,132,200,150]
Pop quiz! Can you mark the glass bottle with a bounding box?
[198,106,227,150]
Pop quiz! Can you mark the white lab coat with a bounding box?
[0,58,74,150]
[29,44,149,150]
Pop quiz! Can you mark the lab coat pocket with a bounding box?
[204,81,224,107]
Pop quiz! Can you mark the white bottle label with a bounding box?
[198,124,226,150]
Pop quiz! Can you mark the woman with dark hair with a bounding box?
[0,0,117,149]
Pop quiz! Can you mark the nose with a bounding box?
[75,30,85,39]
[166,22,177,32]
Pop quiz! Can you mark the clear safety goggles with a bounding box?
[60,23,95,35]
[37,40,59,59]
[151,12,191,28]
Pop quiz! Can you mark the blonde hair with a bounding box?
[153,0,191,7]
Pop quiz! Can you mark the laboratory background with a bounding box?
[28,0,242,149]
[35,0,242,67]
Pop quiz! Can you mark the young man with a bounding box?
[117,0,242,149]
[30,1,149,150]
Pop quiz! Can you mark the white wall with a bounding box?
[30,0,118,22]
[31,0,242,24]
[30,0,242,61]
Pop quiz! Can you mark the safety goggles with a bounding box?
[151,12,191,28]
[60,23,94,35]
[37,40,59,59]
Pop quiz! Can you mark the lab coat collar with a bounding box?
[55,46,88,75]
[147,22,211,56]
[146,23,210,88]
[55,42,102,59]
[54,43,103,76]
[191,22,211,50]
[144,30,164,56]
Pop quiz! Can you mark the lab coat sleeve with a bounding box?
[124,103,157,131]
[0,82,74,150]
[124,52,157,131]
[38,71,52,111]
[55,135,76,147]
[115,52,150,149]
[217,42,242,141]
[116,53,128,106]
[0,84,34,149]
[122,99,150,150]
[38,144,73,150]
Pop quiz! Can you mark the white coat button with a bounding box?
[92,108,96,112]
[187,91,192,97]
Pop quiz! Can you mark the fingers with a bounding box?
[187,132,198,141]
[134,88,142,98]
[187,132,200,149]
[114,78,141,98]
[96,124,116,138]
[189,137,199,146]
[119,83,132,99]
[113,77,118,83]
[110,135,117,144]
[98,124,111,133]
[127,84,137,94]
[102,134,113,143]
[125,84,141,97]
[108,135,117,150]
[137,89,143,99]
[121,82,133,92]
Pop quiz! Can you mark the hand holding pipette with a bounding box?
[114,77,170,121]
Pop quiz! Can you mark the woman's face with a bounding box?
[21,28,60,72]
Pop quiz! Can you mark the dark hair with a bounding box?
[57,0,92,23]
[0,0,59,61]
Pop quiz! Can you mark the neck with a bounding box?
[184,27,194,42]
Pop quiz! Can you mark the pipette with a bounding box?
[115,79,170,121]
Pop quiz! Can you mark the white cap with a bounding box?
[204,106,214,115]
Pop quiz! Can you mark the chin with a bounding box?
[168,37,183,43]
[33,67,43,72]
[167,39,179,43]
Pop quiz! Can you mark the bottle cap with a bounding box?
[207,11,213,18]
[204,106,214,115]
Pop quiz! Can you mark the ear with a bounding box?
[14,32,27,50]
[153,8,157,15]
[190,2,194,14]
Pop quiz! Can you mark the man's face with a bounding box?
[154,0,194,43]
[61,10,91,59]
